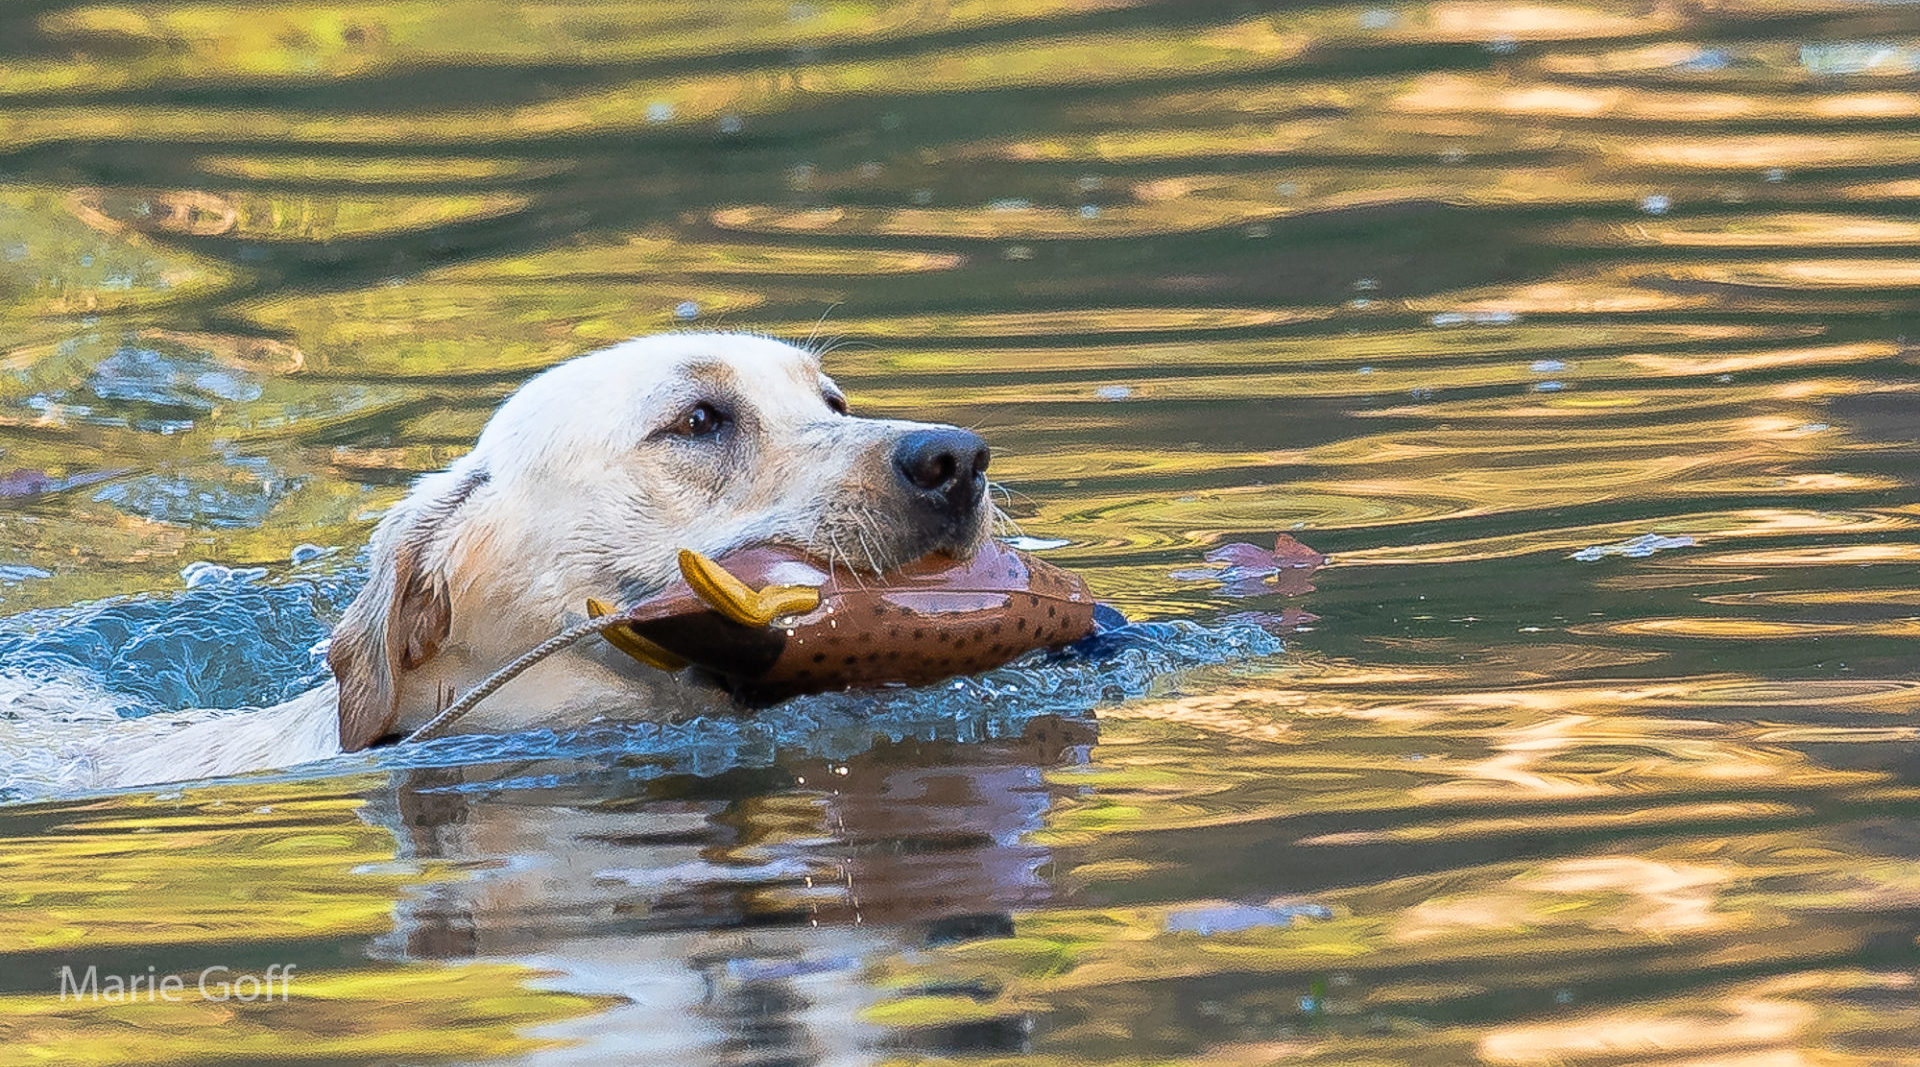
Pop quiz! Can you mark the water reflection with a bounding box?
[3,0,1920,1061]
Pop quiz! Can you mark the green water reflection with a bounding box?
[2,0,1919,1062]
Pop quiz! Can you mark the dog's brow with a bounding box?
[678,359,740,394]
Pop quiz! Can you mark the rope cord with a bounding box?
[403,614,632,744]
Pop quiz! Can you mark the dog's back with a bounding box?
[1,679,340,796]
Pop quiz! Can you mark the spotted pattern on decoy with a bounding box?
[600,540,1097,702]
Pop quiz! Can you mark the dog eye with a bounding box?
[824,393,849,415]
[669,401,729,438]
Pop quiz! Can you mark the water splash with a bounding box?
[356,617,1284,789]
[0,566,356,716]
[0,563,1283,799]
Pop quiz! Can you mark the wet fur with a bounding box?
[30,333,993,792]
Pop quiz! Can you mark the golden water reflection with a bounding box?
[0,779,609,1064]
[1,0,1918,1061]
[865,657,1920,1062]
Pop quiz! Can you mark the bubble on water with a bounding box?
[718,114,744,135]
[182,561,227,587]
[1639,194,1673,215]
[1532,380,1566,392]
[1530,359,1567,373]
[1429,310,1519,326]
[1486,36,1519,54]
[290,543,329,565]
[0,564,52,584]
[1571,533,1695,562]
[1799,43,1920,77]
[180,560,268,587]
[646,101,676,123]
[1764,167,1788,183]
[1095,385,1132,400]
[987,198,1032,212]
[910,189,934,205]
[1678,48,1731,72]
[1165,901,1332,935]
[1002,536,1071,551]
[674,300,701,321]
[1358,8,1395,29]
[1077,204,1101,219]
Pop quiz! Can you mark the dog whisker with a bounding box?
[831,528,867,588]
[990,501,1024,540]
[991,482,1037,507]
[804,302,844,353]
[848,512,882,581]
[860,507,890,576]
[986,482,1028,540]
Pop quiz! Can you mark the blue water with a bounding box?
[0,557,1282,794]
[0,562,353,717]
[7,0,1920,1060]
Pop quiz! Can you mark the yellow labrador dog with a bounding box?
[35,332,994,793]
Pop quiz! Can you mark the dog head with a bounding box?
[329,332,997,747]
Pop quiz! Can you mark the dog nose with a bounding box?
[893,427,990,510]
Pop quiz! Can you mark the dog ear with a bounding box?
[329,468,482,751]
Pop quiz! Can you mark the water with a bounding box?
[3,0,1919,1062]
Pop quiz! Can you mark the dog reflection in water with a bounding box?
[367,715,1096,1061]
